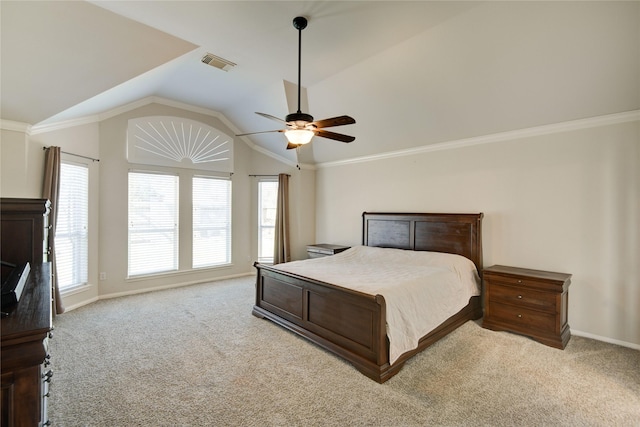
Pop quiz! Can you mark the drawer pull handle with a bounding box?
[517,295,523,299]
[517,279,523,284]
[517,314,522,318]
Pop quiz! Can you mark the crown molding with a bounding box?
[317,110,640,169]
[20,101,637,170]
[0,120,32,134]
[26,96,313,170]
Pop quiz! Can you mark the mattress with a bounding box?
[271,245,481,364]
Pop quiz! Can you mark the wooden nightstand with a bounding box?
[482,265,572,349]
[306,244,350,259]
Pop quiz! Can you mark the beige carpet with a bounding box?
[49,276,640,426]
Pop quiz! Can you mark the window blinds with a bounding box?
[192,176,231,268]
[258,180,278,263]
[128,172,179,276]
[56,162,89,289]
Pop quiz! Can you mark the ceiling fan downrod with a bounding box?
[286,16,313,124]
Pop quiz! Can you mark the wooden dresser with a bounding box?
[1,198,53,426]
[0,199,50,279]
[482,265,572,349]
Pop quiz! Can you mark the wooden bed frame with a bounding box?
[252,212,484,383]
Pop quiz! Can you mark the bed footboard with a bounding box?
[253,262,391,381]
[253,262,482,383]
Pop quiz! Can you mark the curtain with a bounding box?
[273,173,291,265]
[43,146,65,315]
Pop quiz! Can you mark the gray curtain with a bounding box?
[273,173,291,264]
[42,146,65,315]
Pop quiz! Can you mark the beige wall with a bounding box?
[97,103,312,299]
[3,109,637,348]
[315,119,639,348]
[0,103,314,309]
[247,151,316,263]
[1,127,45,198]
[1,123,103,308]
[28,123,102,308]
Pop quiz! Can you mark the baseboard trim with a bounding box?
[101,272,254,300]
[62,296,100,313]
[572,329,640,351]
[61,272,254,312]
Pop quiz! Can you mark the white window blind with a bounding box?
[128,172,179,276]
[55,162,88,289]
[192,176,232,268]
[258,180,278,263]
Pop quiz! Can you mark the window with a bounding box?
[55,162,89,290]
[128,172,179,276]
[193,176,232,268]
[258,180,278,263]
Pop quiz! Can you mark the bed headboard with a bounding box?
[362,212,484,273]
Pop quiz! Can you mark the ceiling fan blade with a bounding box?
[314,129,355,143]
[236,129,284,137]
[286,142,300,150]
[311,115,356,129]
[256,112,287,124]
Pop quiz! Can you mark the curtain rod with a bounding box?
[43,146,100,162]
[248,174,290,177]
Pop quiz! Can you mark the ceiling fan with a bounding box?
[237,16,356,150]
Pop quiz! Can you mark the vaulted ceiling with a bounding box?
[2,1,638,165]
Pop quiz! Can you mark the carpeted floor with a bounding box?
[49,276,640,426]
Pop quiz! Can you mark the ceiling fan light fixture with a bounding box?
[285,129,314,145]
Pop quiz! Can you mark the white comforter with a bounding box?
[271,245,481,365]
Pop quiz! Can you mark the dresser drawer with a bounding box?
[488,301,557,333]
[487,283,556,313]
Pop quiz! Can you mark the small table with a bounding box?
[482,265,572,349]
[306,244,350,259]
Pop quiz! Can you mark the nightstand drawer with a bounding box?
[488,283,556,313]
[487,274,551,290]
[488,302,556,333]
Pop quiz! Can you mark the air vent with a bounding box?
[201,53,236,71]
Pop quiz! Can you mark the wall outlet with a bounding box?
[99,272,106,280]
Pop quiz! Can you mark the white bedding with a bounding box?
[271,245,481,365]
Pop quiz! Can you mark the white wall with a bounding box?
[315,118,640,348]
